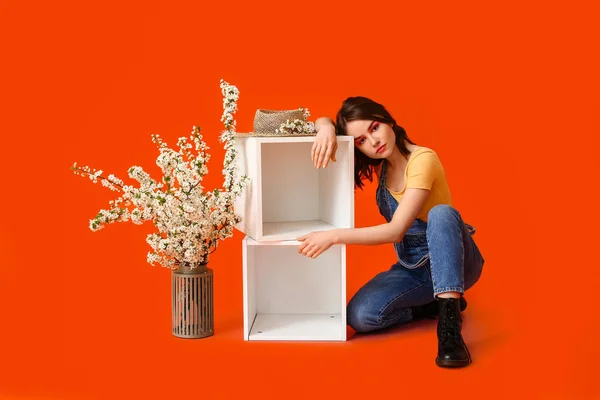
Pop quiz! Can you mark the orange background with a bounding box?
[1,1,599,399]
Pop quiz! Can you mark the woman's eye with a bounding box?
[372,123,378,131]
[358,138,365,145]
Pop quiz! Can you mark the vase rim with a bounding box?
[174,261,209,274]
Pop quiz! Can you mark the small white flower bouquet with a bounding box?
[71,79,250,270]
[274,108,316,135]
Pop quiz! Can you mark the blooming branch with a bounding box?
[71,79,250,270]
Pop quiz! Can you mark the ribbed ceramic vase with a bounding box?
[171,263,214,338]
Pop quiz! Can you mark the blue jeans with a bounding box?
[347,204,485,332]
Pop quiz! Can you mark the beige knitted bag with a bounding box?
[237,108,316,137]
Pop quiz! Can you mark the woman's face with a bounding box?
[345,119,396,159]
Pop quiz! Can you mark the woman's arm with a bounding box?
[312,117,337,168]
[297,188,429,258]
[315,117,335,132]
[297,187,431,258]
[333,188,431,245]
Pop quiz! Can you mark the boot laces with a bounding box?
[439,310,461,345]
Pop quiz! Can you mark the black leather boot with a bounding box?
[436,297,472,368]
[411,297,467,320]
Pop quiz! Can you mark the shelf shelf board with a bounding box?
[248,313,345,341]
[260,220,336,241]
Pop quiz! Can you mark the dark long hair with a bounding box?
[334,96,417,190]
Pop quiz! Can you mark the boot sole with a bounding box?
[435,356,472,368]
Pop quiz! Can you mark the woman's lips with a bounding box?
[376,144,386,154]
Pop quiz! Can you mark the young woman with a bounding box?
[296,96,485,368]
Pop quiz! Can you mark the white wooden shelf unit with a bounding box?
[235,135,354,341]
[234,136,354,241]
[242,237,347,341]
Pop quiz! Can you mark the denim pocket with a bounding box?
[394,234,430,269]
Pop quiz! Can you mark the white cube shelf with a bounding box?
[242,236,347,341]
[234,136,354,241]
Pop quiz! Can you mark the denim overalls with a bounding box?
[346,159,485,333]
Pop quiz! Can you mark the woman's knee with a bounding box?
[428,204,460,223]
[347,296,380,333]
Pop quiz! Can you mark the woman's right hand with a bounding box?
[311,125,338,168]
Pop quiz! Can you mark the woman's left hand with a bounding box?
[297,230,336,259]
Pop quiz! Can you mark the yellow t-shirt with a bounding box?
[385,147,452,222]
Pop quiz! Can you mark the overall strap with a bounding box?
[379,160,387,184]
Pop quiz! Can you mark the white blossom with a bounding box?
[72,79,251,270]
[273,107,316,136]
